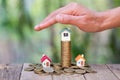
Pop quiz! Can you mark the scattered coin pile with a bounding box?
[24,63,97,75]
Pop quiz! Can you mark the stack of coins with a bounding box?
[61,41,71,67]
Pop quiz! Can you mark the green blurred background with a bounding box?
[0,0,120,64]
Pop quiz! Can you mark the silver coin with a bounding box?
[43,67,54,73]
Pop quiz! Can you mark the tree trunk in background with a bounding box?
[43,0,60,62]
[0,38,11,63]
[50,27,59,62]
[87,30,112,63]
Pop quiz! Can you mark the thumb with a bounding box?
[55,14,79,24]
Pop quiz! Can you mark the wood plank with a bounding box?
[84,64,119,80]
[0,64,6,80]
[52,74,85,80]
[107,64,120,80]
[6,64,23,80]
[20,63,52,80]
[0,64,23,80]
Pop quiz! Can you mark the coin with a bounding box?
[36,64,42,67]
[70,66,80,69]
[84,64,90,67]
[54,65,62,71]
[39,73,49,76]
[24,67,34,71]
[29,64,38,68]
[34,69,42,74]
[34,67,42,72]
[64,68,74,73]
[25,63,96,75]
[55,70,64,75]
[63,72,74,75]
[38,71,43,74]
[75,69,86,74]
[29,64,36,68]
[29,63,35,66]
[71,63,76,66]
[43,67,54,73]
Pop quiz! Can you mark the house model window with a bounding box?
[64,33,68,37]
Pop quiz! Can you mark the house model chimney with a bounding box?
[81,54,84,57]
[60,28,71,67]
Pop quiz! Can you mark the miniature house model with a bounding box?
[41,54,51,68]
[61,28,71,41]
[75,54,85,67]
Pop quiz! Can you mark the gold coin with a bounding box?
[55,70,64,74]
[75,69,86,74]
[84,64,90,67]
[39,73,49,76]
[64,68,74,73]
[54,65,62,71]
[63,72,74,75]
[70,66,80,69]
[24,67,34,71]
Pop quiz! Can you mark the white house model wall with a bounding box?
[61,30,71,41]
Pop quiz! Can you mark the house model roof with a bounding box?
[60,28,71,34]
[75,54,85,61]
[41,54,51,62]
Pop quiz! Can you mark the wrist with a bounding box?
[95,11,108,31]
[97,7,120,31]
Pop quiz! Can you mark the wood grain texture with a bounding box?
[0,64,6,80]
[107,64,120,80]
[20,63,53,80]
[0,64,22,80]
[0,64,119,80]
[52,74,85,80]
[84,64,119,80]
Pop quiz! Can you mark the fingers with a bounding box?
[34,4,74,31]
[34,14,80,31]
[55,14,79,24]
[34,18,56,31]
[38,3,73,25]
[40,7,66,24]
[34,7,66,31]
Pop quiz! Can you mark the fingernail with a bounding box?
[34,24,45,30]
[34,25,39,29]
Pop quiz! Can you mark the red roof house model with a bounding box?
[41,55,51,63]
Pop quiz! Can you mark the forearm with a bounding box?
[98,7,120,31]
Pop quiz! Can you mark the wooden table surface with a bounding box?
[0,64,120,80]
